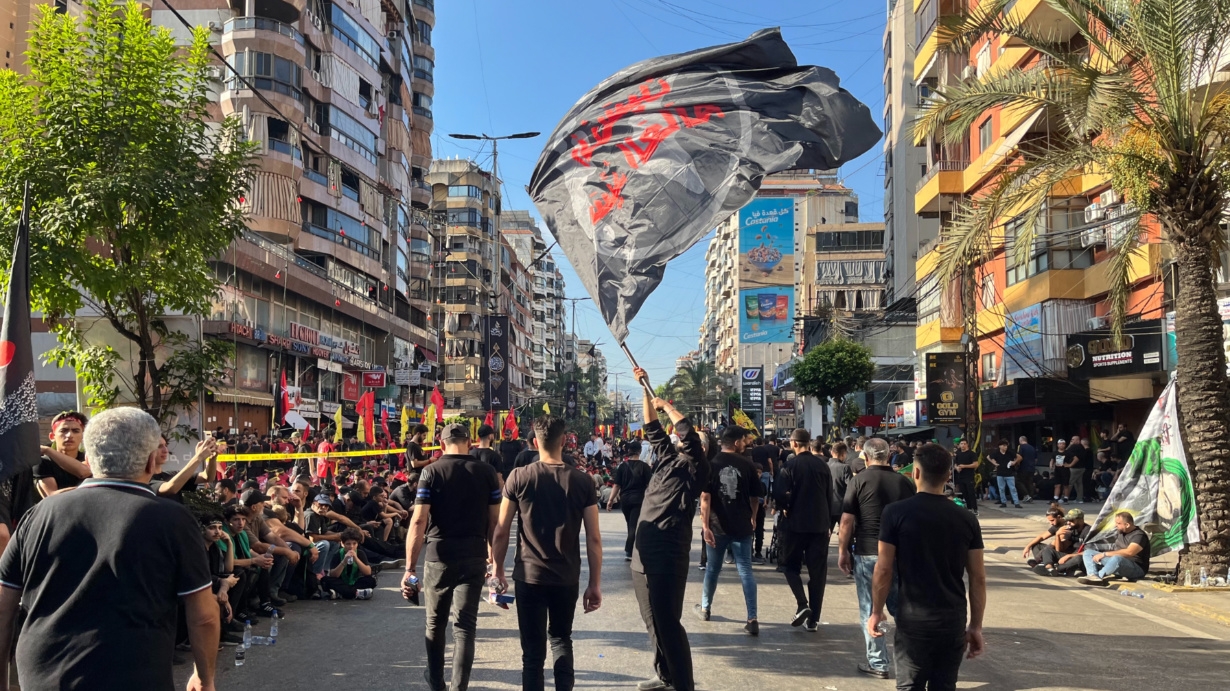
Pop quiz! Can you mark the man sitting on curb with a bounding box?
[1078,512,1149,586]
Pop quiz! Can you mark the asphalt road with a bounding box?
[185,507,1230,691]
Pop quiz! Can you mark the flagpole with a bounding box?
[620,342,656,399]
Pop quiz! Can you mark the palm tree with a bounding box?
[918,0,1230,574]
[665,361,728,425]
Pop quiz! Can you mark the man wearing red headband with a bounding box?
[36,411,92,496]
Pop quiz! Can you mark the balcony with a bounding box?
[1002,0,1079,47]
[915,160,967,214]
[223,16,304,45]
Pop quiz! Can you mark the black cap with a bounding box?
[441,422,470,442]
[241,488,270,507]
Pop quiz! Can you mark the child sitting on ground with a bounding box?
[319,527,377,600]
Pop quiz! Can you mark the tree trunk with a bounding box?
[1171,234,1230,578]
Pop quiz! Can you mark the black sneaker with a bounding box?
[637,678,673,691]
[744,620,759,636]
[693,604,710,621]
[996,502,1006,507]
[696,563,706,571]
[268,596,287,607]
[751,555,766,565]
[277,590,298,603]
[803,621,819,632]
[858,663,890,679]
[1027,558,1039,567]
[791,606,811,627]
[221,632,244,647]
[1014,504,1023,509]
[259,602,278,616]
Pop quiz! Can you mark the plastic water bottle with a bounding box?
[242,620,252,649]
[234,647,245,667]
[1184,569,1192,587]
[269,611,279,645]
[1119,590,1144,599]
[1200,567,1209,587]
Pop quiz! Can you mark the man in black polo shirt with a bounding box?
[952,439,978,515]
[492,415,602,691]
[403,422,500,691]
[775,428,838,632]
[0,407,218,691]
[870,443,986,689]
[471,424,504,484]
[837,437,914,679]
[499,430,526,478]
[608,440,651,561]
[34,410,92,496]
[1067,435,1091,503]
[630,367,710,691]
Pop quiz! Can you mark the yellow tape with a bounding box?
[216,446,440,463]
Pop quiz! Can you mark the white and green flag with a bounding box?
[1088,381,1201,555]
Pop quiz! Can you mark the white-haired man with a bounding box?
[0,408,218,691]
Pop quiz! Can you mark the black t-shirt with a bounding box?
[705,452,763,538]
[632,419,710,576]
[828,458,852,505]
[149,471,198,505]
[499,440,525,476]
[774,452,837,534]
[1116,526,1150,572]
[1068,444,1091,469]
[613,459,652,505]
[953,450,977,482]
[304,510,341,538]
[389,484,415,511]
[416,454,501,563]
[1113,431,1136,461]
[502,462,597,586]
[207,542,228,584]
[405,441,430,484]
[514,448,540,469]
[470,447,503,477]
[360,499,382,522]
[842,465,916,555]
[0,479,211,691]
[33,452,87,492]
[989,449,1016,477]
[880,493,983,633]
[749,445,776,474]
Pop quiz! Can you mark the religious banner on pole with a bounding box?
[1086,381,1201,556]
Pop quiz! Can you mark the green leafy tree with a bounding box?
[792,339,875,433]
[662,360,729,425]
[840,396,861,430]
[0,0,255,433]
[535,366,612,439]
[918,0,1230,575]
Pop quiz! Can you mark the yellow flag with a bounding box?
[333,406,344,443]
[470,417,479,441]
[400,406,410,444]
[425,404,436,443]
[543,401,551,415]
[731,408,760,438]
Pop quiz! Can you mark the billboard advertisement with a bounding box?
[738,198,795,343]
[925,352,966,425]
[1004,303,1043,380]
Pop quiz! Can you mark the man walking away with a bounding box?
[837,438,914,680]
[0,407,218,691]
[952,440,978,515]
[492,415,602,691]
[499,430,525,480]
[775,428,838,632]
[695,426,763,636]
[869,443,986,691]
[629,368,710,691]
[403,423,501,691]
[609,440,651,561]
[827,441,853,511]
[1016,436,1037,503]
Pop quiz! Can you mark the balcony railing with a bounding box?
[223,17,304,45]
[915,160,968,192]
[413,0,434,10]
[413,106,433,119]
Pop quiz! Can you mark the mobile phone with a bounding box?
[205,431,213,440]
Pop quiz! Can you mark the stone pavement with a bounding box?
[187,506,1230,691]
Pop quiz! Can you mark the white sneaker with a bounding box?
[355,588,374,600]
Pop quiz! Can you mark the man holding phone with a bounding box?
[491,415,602,691]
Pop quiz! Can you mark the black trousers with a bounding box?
[631,569,693,691]
[229,567,258,615]
[894,627,966,690]
[620,499,643,558]
[781,530,828,625]
[320,574,377,599]
[1016,470,1036,500]
[754,506,767,555]
[423,558,486,691]
[516,580,579,691]
[956,479,978,512]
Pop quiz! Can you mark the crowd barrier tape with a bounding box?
[216,446,440,463]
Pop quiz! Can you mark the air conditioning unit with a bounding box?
[311,69,321,83]
[388,29,400,39]
[961,65,976,80]
[1080,226,1105,248]
[309,120,321,134]
[207,21,221,32]
[1084,203,1105,223]
[1087,315,1110,330]
[1099,189,1120,206]
[205,65,224,81]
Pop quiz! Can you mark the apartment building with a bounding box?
[912,0,1166,446]
[501,210,566,392]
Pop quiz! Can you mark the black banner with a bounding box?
[0,186,40,491]
[483,316,510,410]
[565,380,579,419]
[1065,320,1164,381]
[529,28,880,343]
[925,352,966,425]
[740,366,765,430]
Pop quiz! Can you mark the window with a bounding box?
[329,106,378,165]
[447,208,481,226]
[413,92,433,118]
[302,201,380,260]
[884,105,892,135]
[915,0,936,45]
[1005,207,1095,285]
[227,51,301,100]
[980,272,996,307]
[413,55,434,82]
[340,167,361,200]
[448,185,482,198]
[815,230,884,251]
[266,118,301,159]
[410,237,431,263]
[976,42,991,78]
[981,352,997,382]
[413,19,432,45]
[358,79,372,110]
[330,3,379,69]
[979,119,993,154]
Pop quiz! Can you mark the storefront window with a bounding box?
[236,345,269,391]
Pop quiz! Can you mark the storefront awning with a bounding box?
[856,414,883,428]
[885,426,935,438]
[417,346,437,362]
[210,391,276,407]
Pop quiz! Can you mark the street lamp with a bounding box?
[447,132,540,195]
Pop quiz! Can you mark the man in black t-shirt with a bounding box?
[499,432,526,478]
[988,439,1022,508]
[952,439,979,514]
[1050,438,1071,503]
[837,437,914,679]
[0,407,218,691]
[514,441,541,470]
[1111,424,1136,463]
[870,443,986,689]
[405,424,432,487]
[1066,435,1091,503]
[1079,511,1150,586]
[775,428,838,632]
[470,424,505,484]
[695,425,763,635]
[492,415,602,691]
[35,411,92,497]
[403,423,500,691]
[609,440,651,560]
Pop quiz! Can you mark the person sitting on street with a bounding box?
[320,527,377,600]
[203,515,244,645]
[1036,508,1094,577]
[1022,506,1065,566]
[222,504,273,622]
[1078,512,1150,586]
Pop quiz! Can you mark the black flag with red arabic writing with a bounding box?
[529,29,881,343]
[0,187,41,489]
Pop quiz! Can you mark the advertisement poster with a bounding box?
[738,198,795,343]
[740,366,765,429]
[342,372,361,402]
[1004,303,1043,380]
[362,371,386,388]
[925,352,966,425]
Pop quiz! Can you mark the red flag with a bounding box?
[430,387,445,422]
[363,391,376,444]
[483,409,494,428]
[380,405,391,442]
[502,409,519,440]
[279,369,290,425]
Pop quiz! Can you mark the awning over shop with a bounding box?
[884,426,935,438]
[417,346,437,362]
[211,391,276,407]
[856,414,883,428]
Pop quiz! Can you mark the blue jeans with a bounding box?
[314,540,340,576]
[1082,550,1146,580]
[996,475,1020,505]
[854,554,897,673]
[701,533,757,621]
